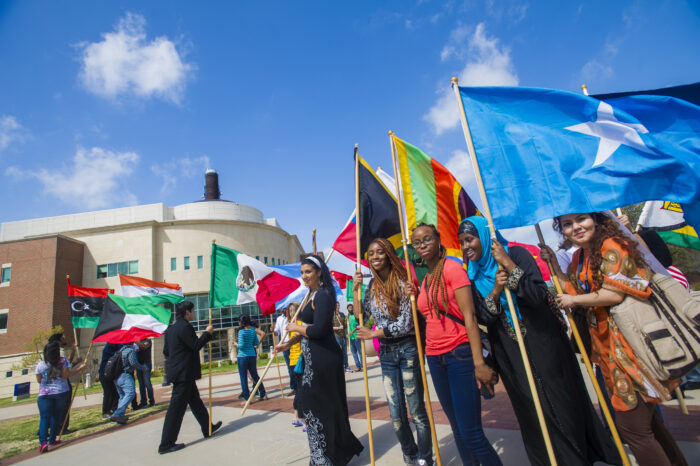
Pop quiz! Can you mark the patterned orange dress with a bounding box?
[565,237,676,412]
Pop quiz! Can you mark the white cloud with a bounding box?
[12,146,139,209]
[0,115,29,151]
[78,12,193,104]
[444,149,484,212]
[425,23,519,135]
[151,155,211,195]
[580,59,614,83]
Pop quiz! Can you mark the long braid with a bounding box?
[413,223,449,319]
[368,238,408,320]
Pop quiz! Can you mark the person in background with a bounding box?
[285,302,305,428]
[333,303,350,373]
[35,341,86,453]
[98,342,119,419]
[346,305,363,372]
[47,332,80,434]
[234,314,267,401]
[110,340,150,425]
[275,306,297,396]
[136,339,155,407]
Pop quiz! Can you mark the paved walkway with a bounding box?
[3,357,699,465]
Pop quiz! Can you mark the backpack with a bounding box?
[101,348,125,382]
[610,272,700,381]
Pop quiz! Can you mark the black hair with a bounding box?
[301,254,337,308]
[43,341,63,380]
[48,333,64,344]
[239,314,252,328]
[176,300,194,318]
[638,229,673,268]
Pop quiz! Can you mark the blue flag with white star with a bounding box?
[458,86,700,230]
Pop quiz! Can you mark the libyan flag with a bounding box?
[210,243,300,315]
[67,278,114,329]
[92,294,181,343]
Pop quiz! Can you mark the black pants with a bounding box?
[159,380,210,451]
[100,378,118,415]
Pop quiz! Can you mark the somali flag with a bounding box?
[271,262,344,310]
[457,86,700,230]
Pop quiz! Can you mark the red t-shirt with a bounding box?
[417,259,471,355]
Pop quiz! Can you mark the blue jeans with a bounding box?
[283,350,297,390]
[113,372,135,418]
[336,337,349,369]
[350,339,363,370]
[37,391,70,444]
[137,362,154,405]
[427,344,502,466]
[238,356,266,399]
[380,338,432,462]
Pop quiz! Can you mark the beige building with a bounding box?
[0,171,304,396]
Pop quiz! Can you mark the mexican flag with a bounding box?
[92,294,180,343]
[210,243,300,315]
[67,277,114,329]
[119,274,184,300]
[637,201,700,250]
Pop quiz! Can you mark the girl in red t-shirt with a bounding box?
[412,223,501,466]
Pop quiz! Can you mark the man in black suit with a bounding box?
[158,301,222,454]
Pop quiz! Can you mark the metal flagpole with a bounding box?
[534,225,631,466]
[452,77,558,466]
[354,144,376,465]
[388,131,442,465]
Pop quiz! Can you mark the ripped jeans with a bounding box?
[380,337,433,463]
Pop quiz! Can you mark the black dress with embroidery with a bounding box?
[471,246,621,466]
[299,288,363,465]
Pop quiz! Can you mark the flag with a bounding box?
[119,275,184,299]
[593,81,700,107]
[457,86,700,230]
[637,201,700,250]
[331,155,402,262]
[67,278,113,329]
[394,135,479,260]
[210,243,300,315]
[507,242,551,281]
[92,294,179,343]
[270,262,344,310]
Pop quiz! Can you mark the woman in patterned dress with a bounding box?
[543,212,687,466]
[276,255,363,465]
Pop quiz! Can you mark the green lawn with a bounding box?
[0,403,167,460]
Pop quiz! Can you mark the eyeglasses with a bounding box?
[411,236,436,248]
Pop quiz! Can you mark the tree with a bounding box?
[11,325,64,370]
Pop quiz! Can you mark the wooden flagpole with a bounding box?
[313,229,317,255]
[67,275,87,400]
[271,314,285,398]
[452,77,558,466]
[58,341,93,442]
[388,131,442,465]
[241,290,311,415]
[534,225,631,466]
[355,144,376,465]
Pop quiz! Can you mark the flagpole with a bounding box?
[58,340,93,442]
[67,275,87,400]
[355,144,376,465]
[313,229,317,255]
[534,224,632,466]
[389,131,442,466]
[208,240,215,436]
[271,314,285,398]
[452,77,558,466]
[241,290,311,415]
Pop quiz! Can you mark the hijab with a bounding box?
[461,216,521,327]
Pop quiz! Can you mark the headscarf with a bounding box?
[461,216,521,328]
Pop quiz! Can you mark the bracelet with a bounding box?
[506,266,524,291]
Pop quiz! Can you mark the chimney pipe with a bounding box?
[204,169,220,200]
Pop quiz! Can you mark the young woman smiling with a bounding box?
[411,223,501,466]
[352,238,433,466]
[459,216,619,466]
[542,212,687,466]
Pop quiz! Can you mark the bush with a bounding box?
[259,353,268,360]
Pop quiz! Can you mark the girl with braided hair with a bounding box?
[542,212,687,466]
[411,223,501,466]
[460,216,620,466]
[352,237,433,466]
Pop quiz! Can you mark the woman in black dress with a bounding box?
[459,216,620,466]
[276,254,363,465]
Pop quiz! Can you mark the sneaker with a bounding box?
[62,428,76,435]
[237,394,247,400]
[49,440,61,446]
[102,414,112,420]
[403,454,416,465]
[286,389,296,396]
[110,415,128,425]
[39,443,49,454]
[292,419,303,427]
[345,368,354,373]
[415,459,436,466]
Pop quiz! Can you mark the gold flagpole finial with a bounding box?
[451,76,459,84]
[388,130,394,136]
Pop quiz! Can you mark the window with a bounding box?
[97,265,108,279]
[184,256,190,270]
[264,256,268,264]
[118,262,128,275]
[0,310,7,334]
[170,257,176,271]
[1,264,10,284]
[271,258,275,265]
[197,256,203,269]
[107,263,118,277]
[128,260,139,274]
[21,368,28,375]
[5,371,11,378]
[256,256,260,261]
[96,261,139,279]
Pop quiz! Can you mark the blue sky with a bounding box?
[1,0,699,252]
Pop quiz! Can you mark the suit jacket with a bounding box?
[163,317,212,383]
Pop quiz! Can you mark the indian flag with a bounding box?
[394,134,480,260]
[119,275,184,299]
[210,243,301,315]
[637,201,700,250]
[92,294,180,343]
